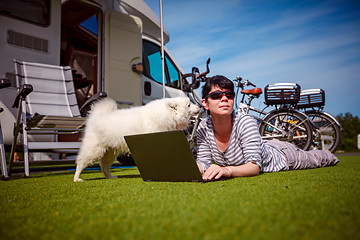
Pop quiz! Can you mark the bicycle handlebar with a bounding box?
[234,76,256,89]
[248,81,256,87]
[183,58,211,90]
[199,58,211,79]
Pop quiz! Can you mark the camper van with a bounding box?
[0,0,196,145]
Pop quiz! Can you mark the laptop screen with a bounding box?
[124,130,204,182]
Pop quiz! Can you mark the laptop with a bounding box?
[124,130,205,182]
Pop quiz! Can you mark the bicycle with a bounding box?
[183,59,210,153]
[234,79,314,151]
[296,89,341,152]
[184,59,314,152]
[237,81,341,153]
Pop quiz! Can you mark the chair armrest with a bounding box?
[12,84,33,108]
[0,79,10,113]
[0,78,11,89]
[79,91,107,117]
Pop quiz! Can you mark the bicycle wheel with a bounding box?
[259,109,313,151]
[305,110,341,152]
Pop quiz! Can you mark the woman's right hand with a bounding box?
[202,165,231,181]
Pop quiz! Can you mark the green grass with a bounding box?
[1,156,359,240]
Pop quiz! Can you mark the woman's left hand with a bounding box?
[202,165,231,181]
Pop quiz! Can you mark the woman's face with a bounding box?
[202,85,234,116]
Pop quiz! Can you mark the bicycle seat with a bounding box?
[241,88,262,97]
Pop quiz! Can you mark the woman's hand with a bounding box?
[202,165,231,181]
[202,162,260,180]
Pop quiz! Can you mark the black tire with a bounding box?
[259,109,313,151]
[305,110,341,152]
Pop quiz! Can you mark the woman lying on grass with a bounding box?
[196,75,339,181]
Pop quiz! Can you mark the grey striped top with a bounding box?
[196,111,289,173]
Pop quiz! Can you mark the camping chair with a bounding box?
[0,78,11,180]
[9,60,106,177]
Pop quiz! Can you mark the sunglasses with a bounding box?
[206,91,235,100]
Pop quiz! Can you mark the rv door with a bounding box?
[104,11,143,107]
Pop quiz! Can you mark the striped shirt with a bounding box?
[196,111,289,173]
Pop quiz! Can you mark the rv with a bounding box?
[0,0,196,145]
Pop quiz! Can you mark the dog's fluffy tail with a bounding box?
[89,98,117,116]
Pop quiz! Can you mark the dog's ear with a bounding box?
[167,100,178,111]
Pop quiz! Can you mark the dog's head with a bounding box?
[166,97,200,128]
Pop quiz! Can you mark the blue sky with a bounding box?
[144,0,360,117]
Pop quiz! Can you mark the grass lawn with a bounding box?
[1,155,359,240]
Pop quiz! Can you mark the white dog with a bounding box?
[74,97,200,182]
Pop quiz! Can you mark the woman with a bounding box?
[196,75,339,181]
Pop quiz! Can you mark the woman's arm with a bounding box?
[225,162,260,177]
[202,162,260,180]
[195,120,213,172]
[237,115,264,168]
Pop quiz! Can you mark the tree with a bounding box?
[336,113,360,152]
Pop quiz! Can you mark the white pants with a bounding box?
[265,139,339,170]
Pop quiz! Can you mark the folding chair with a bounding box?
[9,60,106,177]
[0,78,11,180]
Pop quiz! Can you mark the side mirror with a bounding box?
[182,67,199,92]
[182,80,192,92]
[191,67,200,89]
[131,63,143,74]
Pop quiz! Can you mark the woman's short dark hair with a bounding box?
[202,75,234,99]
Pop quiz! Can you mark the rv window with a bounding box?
[80,15,98,35]
[143,40,167,85]
[143,40,181,89]
[165,54,180,88]
[0,0,50,26]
